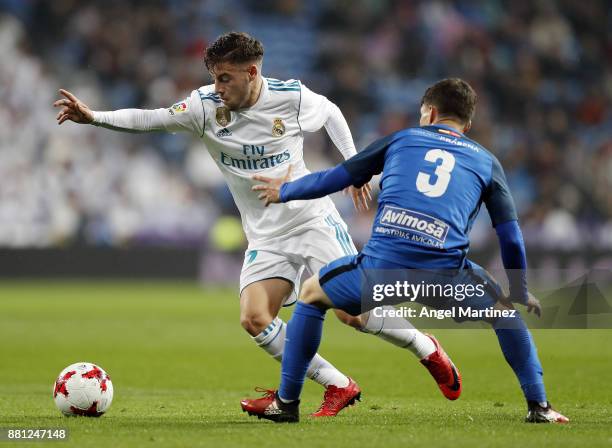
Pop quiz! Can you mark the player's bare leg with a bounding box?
[239,278,289,337]
[239,278,356,417]
[242,276,360,421]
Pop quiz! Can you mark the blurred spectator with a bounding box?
[0,0,609,250]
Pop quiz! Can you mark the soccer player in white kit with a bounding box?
[54,32,461,416]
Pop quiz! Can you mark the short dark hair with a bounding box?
[204,32,264,72]
[421,78,477,124]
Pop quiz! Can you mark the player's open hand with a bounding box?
[524,292,542,317]
[501,291,542,317]
[54,89,94,125]
[252,165,293,207]
[344,182,372,212]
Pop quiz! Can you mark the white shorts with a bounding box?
[239,212,357,306]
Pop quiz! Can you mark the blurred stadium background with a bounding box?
[0,0,610,280]
[1,2,611,445]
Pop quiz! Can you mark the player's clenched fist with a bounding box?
[252,166,293,207]
[53,89,94,125]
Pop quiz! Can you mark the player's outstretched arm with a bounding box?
[252,164,354,207]
[54,89,94,125]
[253,131,392,206]
[53,89,202,134]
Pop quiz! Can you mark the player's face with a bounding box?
[211,62,257,110]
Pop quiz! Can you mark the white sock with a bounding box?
[253,317,350,388]
[362,306,436,359]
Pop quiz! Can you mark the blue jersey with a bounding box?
[342,124,517,269]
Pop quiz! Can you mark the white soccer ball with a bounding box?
[53,362,113,417]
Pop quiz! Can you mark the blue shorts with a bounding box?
[318,254,505,321]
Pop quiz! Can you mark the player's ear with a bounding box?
[247,64,258,80]
[428,106,438,125]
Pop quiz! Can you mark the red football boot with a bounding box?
[420,334,462,400]
[240,387,275,415]
[240,388,299,423]
[311,377,361,417]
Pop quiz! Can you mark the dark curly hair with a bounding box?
[421,78,477,124]
[204,32,264,71]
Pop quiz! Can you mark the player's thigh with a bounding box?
[240,277,294,320]
[240,248,303,307]
[316,255,364,316]
[239,249,301,333]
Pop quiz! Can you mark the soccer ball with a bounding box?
[53,362,113,417]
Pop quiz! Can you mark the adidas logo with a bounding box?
[216,128,232,137]
[264,406,283,415]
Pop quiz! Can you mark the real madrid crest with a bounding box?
[215,107,231,127]
[272,118,285,137]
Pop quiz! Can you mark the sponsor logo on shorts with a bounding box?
[379,205,449,243]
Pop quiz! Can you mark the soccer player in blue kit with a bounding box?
[244,78,569,424]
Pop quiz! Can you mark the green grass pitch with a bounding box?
[0,281,610,447]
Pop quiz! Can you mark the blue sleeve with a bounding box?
[279,131,401,202]
[496,220,528,304]
[280,164,354,202]
[483,156,518,227]
[341,132,398,187]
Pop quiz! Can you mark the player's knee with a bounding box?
[239,311,273,336]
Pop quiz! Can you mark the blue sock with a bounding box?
[279,302,326,401]
[494,315,547,403]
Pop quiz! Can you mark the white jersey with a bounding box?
[96,78,354,243]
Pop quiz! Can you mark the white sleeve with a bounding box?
[323,102,357,159]
[91,90,204,135]
[298,83,356,159]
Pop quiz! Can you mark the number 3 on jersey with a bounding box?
[416,149,456,198]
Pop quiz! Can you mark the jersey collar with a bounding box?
[431,124,465,138]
